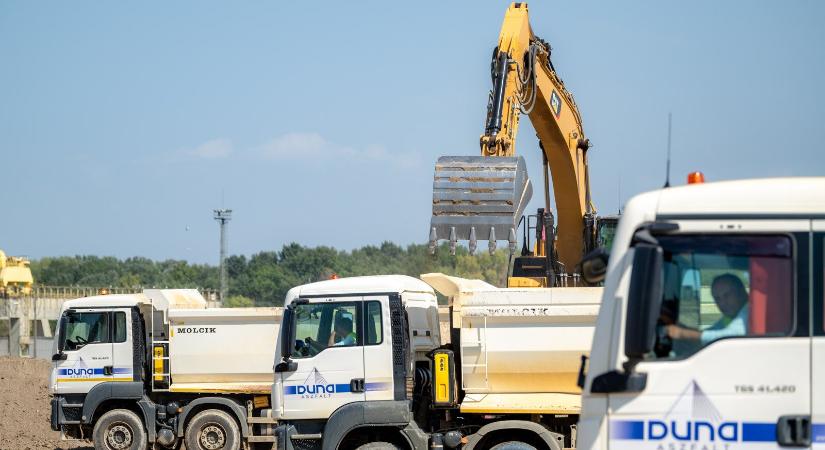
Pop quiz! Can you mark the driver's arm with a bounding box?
[666,324,701,341]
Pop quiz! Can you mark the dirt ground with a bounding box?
[0,357,91,450]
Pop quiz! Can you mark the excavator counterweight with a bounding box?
[429,156,532,256]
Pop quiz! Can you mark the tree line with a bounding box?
[30,242,510,306]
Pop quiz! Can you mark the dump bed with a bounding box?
[166,307,279,394]
[421,273,601,414]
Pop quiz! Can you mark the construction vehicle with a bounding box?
[49,289,280,450]
[271,274,602,450]
[0,249,33,296]
[575,176,825,449]
[428,2,617,288]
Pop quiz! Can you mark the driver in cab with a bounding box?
[328,317,356,347]
[304,317,357,354]
[666,273,749,345]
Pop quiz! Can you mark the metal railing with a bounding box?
[29,285,219,300]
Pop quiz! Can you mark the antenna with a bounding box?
[664,112,672,188]
[617,174,622,214]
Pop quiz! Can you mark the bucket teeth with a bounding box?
[488,227,497,254]
[449,227,457,256]
[508,227,518,254]
[429,155,532,255]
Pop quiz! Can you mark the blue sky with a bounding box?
[1,1,823,264]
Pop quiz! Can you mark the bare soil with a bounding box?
[0,357,91,450]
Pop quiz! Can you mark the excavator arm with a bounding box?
[429,3,609,286]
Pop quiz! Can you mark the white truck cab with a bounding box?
[577,177,825,450]
[272,275,440,448]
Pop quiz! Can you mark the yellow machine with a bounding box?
[429,3,616,287]
[0,249,34,297]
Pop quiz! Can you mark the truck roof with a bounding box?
[60,289,207,312]
[643,177,825,217]
[284,275,434,306]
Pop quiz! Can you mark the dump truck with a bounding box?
[271,274,601,450]
[575,176,825,450]
[49,289,280,450]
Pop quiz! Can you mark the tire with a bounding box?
[184,409,240,450]
[489,442,537,450]
[93,409,148,450]
[355,443,401,450]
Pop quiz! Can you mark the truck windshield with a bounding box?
[291,302,358,358]
[651,234,793,360]
[62,312,109,350]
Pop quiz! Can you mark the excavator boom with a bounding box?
[429,3,608,286]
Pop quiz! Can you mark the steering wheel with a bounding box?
[654,324,673,357]
[74,336,88,345]
[303,337,325,356]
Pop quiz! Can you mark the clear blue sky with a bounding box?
[2,1,823,264]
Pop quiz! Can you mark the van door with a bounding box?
[607,222,811,450]
[812,221,825,447]
[53,308,115,395]
[280,298,366,420]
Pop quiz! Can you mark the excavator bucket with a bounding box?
[429,156,533,255]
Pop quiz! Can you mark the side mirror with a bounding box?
[580,247,609,284]
[624,243,664,361]
[52,353,67,361]
[280,307,294,361]
[57,312,69,353]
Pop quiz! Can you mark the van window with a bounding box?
[292,302,359,358]
[650,235,793,360]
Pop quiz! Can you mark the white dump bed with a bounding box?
[167,307,280,394]
[422,273,601,414]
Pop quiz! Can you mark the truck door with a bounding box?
[53,308,115,395]
[813,221,825,447]
[110,308,136,382]
[606,223,811,450]
[280,298,366,420]
[362,295,394,401]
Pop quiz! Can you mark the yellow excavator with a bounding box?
[0,249,34,297]
[428,3,617,287]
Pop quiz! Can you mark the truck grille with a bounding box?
[62,406,82,422]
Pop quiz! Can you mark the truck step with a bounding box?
[247,417,278,424]
[292,433,322,440]
[248,436,277,443]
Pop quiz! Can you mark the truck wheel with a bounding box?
[185,409,240,450]
[489,442,537,450]
[355,443,401,450]
[93,409,147,450]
